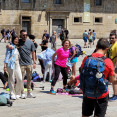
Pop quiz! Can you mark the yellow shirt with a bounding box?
[108,42,117,65]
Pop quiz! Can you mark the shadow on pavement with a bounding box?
[72,95,83,99]
[40,91,50,94]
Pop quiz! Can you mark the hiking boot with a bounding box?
[27,93,36,98]
[21,94,26,99]
[109,95,117,101]
[10,94,16,100]
[49,89,56,95]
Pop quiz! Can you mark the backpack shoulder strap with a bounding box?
[100,56,107,60]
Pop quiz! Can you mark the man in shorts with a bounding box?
[83,30,88,48]
[80,38,117,117]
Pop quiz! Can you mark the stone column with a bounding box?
[49,17,52,36]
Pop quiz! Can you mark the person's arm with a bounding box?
[32,51,36,69]
[109,75,117,84]
[55,35,57,42]
[4,48,11,72]
[6,44,13,49]
[69,50,76,60]
[31,42,36,69]
[4,63,7,72]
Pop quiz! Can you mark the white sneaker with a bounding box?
[10,94,16,100]
[16,95,21,99]
[21,94,26,99]
[27,93,36,98]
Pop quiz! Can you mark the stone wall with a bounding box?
[0,0,117,38]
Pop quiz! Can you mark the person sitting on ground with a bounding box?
[0,72,8,89]
[49,39,71,95]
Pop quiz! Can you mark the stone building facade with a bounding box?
[0,0,117,38]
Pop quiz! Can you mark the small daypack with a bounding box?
[79,55,107,98]
[75,44,82,57]
[69,44,82,58]
[32,71,39,80]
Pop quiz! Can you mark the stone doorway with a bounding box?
[52,19,64,37]
[22,16,31,35]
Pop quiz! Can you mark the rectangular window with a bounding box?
[96,0,102,6]
[95,17,103,23]
[54,0,62,4]
[22,0,30,3]
[74,17,82,23]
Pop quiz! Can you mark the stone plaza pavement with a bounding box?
[0,39,117,117]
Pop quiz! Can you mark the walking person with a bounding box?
[49,39,71,95]
[42,30,50,42]
[6,28,11,43]
[88,32,93,48]
[64,28,69,39]
[39,36,48,77]
[50,31,57,51]
[83,30,88,48]
[60,29,64,42]
[29,34,38,60]
[80,38,117,117]
[7,30,36,98]
[92,30,96,45]
[0,28,6,42]
[4,36,23,100]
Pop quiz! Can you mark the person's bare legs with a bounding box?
[72,62,76,77]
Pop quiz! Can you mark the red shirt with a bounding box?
[81,53,114,99]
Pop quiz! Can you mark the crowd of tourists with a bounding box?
[1,28,117,117]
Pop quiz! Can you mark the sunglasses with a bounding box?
[110,37,115,39]
[23,34,27,37]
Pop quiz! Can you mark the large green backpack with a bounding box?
[0,95,7,106]
[0,95,12,106]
